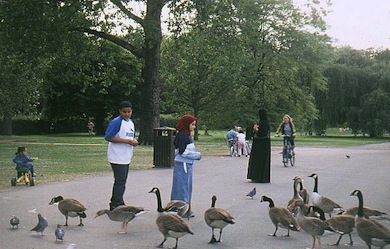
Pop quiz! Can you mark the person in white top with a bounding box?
[236,129,248,157]
[104,101,139,211]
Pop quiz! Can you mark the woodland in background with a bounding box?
[0,0,389,139]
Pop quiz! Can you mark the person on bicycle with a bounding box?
[275,114,296,150]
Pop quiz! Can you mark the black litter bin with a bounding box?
[153,127,177,167]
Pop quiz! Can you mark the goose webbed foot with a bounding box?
[208,236,218,244]
[268,233,277,237]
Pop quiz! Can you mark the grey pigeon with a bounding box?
[246,187,257,199]
[55,224,65,242]
[30,213,48,235]
[10,216,20,229]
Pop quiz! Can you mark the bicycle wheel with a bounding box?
[282,146,288,167]
[230,146,235,157]
[290,151,295,166]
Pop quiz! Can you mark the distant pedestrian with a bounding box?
[247,108,271,183]
[87,119,95,137]
[237,130,248,157]
[105,101,138,211]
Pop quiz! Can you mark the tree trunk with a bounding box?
[137,0,163,145]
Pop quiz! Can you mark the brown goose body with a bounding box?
[204,195,235,244]
[156,213,193,249]
[94,205,144,234]
[49,196,87,226]
[287,176,304,215]
[351,190,390,249]
[343,206,387,218]
[261,195,300,237]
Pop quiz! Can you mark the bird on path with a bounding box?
[246,187,257,199]
[156,213,194,249]
[30,213,48,236]
[49,196,87,226]
[94,205,145,234]
[55,224,65,242]
[346,155,350,159]
[10,216,20,229]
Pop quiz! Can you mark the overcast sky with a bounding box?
[323,0,389,49]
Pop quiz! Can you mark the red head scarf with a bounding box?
[175,115,197,135]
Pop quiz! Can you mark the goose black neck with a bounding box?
[299,181,303,191]
[357,191,364,217]
[211,196,217,208]
[154,189,164,212]
[313,175,318,193]
[293,179,299,196]
[263,196,275,207]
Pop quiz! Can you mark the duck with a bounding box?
[49,196,87,226]
[204,195,235,244]
[311,205,355,246]
[260,195,300,237]
[149,187,189,218]
[94,205,145,234]
[350,190,390,249]
[287,176,304,215]
[298,178,310,204]
[308,173,342,217]
[156,213,194,249]
[295,201,331,249]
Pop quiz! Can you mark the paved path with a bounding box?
[1,143,389,249]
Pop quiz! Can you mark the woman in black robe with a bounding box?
[247,109,271,183]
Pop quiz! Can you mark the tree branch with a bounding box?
[75,27,143,58]
[110,0,144,27]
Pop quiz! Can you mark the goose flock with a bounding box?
[5,172,390,248]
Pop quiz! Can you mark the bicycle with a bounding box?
[279,135,295,167]
[226,139,238,157]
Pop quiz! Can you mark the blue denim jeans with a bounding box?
[110,163,129,210]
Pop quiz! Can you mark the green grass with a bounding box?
[0,131,389,189]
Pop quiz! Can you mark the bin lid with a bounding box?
[153,127,176,131]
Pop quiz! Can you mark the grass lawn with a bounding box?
[0,130,388,189]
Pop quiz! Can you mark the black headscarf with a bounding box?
[258,108,268,122]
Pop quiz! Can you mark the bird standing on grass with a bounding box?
[246,187,257,199]
[49,196,87,226]
[30,213,48,236]
[55,224,65,242]
[10,216,20,229]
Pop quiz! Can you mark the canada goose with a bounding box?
[308,173,342,217]
[350,190,390,249]
[342,206,387,219]
[295,202,330,249]
[310,205,355,246]
[287,176,304,215]
[204,195,235,244]
[156,213,194,249]
[94,205,144,234]
[298,179,310,204]
[49,196,87,226]
[149,187,189,218]
[260,195,300,237]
